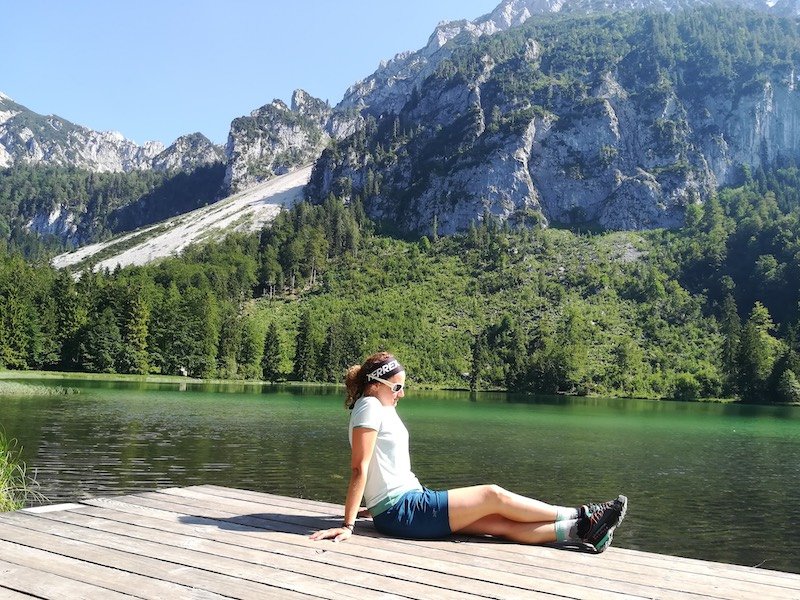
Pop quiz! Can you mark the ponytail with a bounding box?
[344,364,364,409]
[344,351,397,409]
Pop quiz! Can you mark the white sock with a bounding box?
[554,518,580,542]
[555,506,579,521]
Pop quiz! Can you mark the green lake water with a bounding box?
[1,377,799,574]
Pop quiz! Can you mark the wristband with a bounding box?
[343,523,355,531]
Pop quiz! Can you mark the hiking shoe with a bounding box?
[580,495,628,528]
[592,528,615,553]
[579,495,627,553]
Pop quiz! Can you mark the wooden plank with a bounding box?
[158,486,800,600]
[0,511,459,600]
[0,517,316,600]
[0,590,35,599]
[236,489,800,593]
[171,487,800,599]
[22,507,511,600]
[0,585,38,599]
[198,485,800,586]
[3,486,798,600]
[74,497,646,600]
[0,538,229,600]
[0,558,135,599]
[21,503,85,513]
[95,489,753,600]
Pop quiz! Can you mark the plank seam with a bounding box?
[135,489,800,595]
[4,512,473,600]
[66,503,610,600]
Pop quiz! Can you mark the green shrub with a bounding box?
[672,373,701,401]
[777,369,800,404]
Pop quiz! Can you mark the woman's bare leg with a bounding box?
[447,484,560,534]
[456,513,558,544]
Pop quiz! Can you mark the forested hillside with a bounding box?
[2,168,799,404]
[0,163,225,257]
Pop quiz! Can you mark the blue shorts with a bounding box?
[372,488,451,539]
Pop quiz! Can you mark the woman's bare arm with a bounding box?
[310,426,377,542]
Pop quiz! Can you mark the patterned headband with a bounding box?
[366,359,404,380]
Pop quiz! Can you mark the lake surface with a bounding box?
[2,377,799,574]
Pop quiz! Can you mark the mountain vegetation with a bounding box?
[0,163,225,256]
[3,4,800,405]
[2,165,799,404]
[309,6,800,234]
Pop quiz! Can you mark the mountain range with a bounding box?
[4,0,800,264]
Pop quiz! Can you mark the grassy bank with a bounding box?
[0,368,341,390]
[0,367,749,404]
[0,369,202,384]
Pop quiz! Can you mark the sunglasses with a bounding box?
[368,375,405,393]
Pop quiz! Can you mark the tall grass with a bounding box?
[0,380,78,396]
[0,430,44,511]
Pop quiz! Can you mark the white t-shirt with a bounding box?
[349,395,422,513]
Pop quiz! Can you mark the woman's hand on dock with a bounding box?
[309,526,353,543]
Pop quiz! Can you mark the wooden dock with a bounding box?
[0,486,798,599]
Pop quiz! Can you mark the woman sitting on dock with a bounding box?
[310,351,627,551]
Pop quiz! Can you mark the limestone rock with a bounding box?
[309,5,800,234]
[151,133,225,173]
[0,93,221,174]
[223,89,333,193]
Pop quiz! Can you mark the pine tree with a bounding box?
[321,321,342,383]
[776,369,800,404]
[216,306,243,378]
[736,302,779,403]
[180,288,219,378]
[149,283,182,375]
[52,270,87,369]
[261,322,282,382]
[720,294,741,395]
[293,311,318,381]
[0,275,33,369]
[118,282,150,375]
[238,317,262,380]
[79,307,123,373]
[470,331,487,392]
[339,312,364,369]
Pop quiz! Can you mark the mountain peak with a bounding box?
[224,90,333,192]
[338,0,777,113]
[0,96,221,173]
[151,132,224,173]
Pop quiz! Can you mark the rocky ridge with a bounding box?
[0,92,223,173]
[223,89,358,193]
[308,4,800,234]
[336,0,775,116]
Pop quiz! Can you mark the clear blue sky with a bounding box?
[2,0,499,146]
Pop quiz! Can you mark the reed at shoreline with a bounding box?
[0,430,44,511]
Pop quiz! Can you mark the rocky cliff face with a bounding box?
[25,206,80,246]
[336,0,774,116]
[223,89,347,193]
[308,5,800,234]
[151,133,225,173]
[0,92,223,173]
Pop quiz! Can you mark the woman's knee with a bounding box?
[483,484,510,506]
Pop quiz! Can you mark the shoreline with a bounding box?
[1,368,793,406]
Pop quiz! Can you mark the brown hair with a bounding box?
[345,351,396,409]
